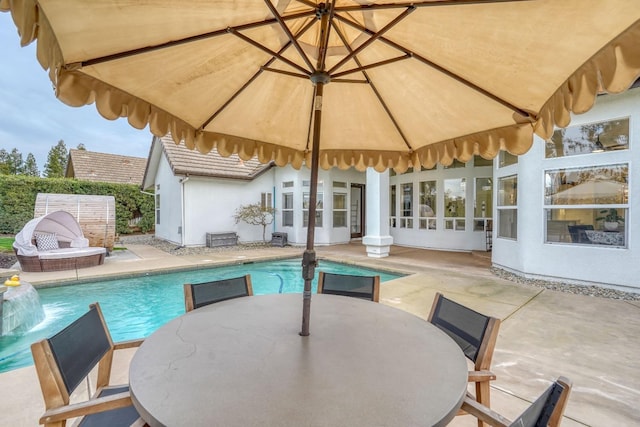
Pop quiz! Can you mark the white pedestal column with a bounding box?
[363,168,393,258]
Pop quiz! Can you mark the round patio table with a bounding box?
[129,293,468,427]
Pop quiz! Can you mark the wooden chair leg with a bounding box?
[476,381,491,427]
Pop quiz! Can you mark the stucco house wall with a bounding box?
[153,157,184,245]
[183,174,277,245]
[273,166,366,246]
[492,87,639,291]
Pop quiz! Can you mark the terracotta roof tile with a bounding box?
[160,135,273,180]
[66,150,147,185]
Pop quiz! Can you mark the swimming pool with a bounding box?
[0,258,403,373]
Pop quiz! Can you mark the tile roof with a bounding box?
[66,149,147,185]
[159,135,273,180]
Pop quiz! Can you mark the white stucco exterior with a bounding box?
[144,87,640,291]
[492,87,640,291]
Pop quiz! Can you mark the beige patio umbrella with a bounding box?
[3,0,640,335]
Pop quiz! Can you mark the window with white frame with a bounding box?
[474,177,493,231]
[333,193,347,227]
[155,193,160,225]
[302,181,323,227]
[400,183,413,228]
[282,193,293,227]
[303,192,323,227]
[498,151,518,168]
[545,118,629,158]
[497,175,517,239]
[444,178,465,231]
[390,185,397,228]
[419,180,436,230]
[544,164,628,247]
[261,192,272,209]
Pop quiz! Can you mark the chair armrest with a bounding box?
[40,391,132,424]
[114,338,144,350]
[468,370,496,382]
[460,394,511,427]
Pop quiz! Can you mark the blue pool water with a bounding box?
[0,258,403,373]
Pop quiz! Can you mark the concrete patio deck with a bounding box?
[1,242,638,426]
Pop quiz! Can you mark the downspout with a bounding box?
[273,185,276,233]
[180,175,189,247]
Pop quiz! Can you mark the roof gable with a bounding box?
[66,149,147,185]
[159,135,273,180]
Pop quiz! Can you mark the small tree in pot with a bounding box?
[233,203,276,243]
[596,208,624,231]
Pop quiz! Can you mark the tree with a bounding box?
[233,203,276,242]
[0,149,10,175]
[22,153,40,176]
[44,140,68,178]
[76,143,87,150]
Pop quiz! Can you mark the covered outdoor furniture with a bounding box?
[317,271,380,302]
[461,376,572,427]
[184,274,253,312]
[428,292,501,426]
[12,210,106,272]
[30,302,145,427]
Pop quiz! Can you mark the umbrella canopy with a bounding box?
[3,0,640,334]
[2,1,640,170]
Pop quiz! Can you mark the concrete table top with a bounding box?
[129,293,468,427]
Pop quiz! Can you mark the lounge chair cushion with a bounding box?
[38,247,106,260]
[35,232,59,251]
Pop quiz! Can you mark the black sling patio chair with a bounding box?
[30,302,145,427]
[316,271,380,302]
[461,376,573,427]
[184,274,253,312]
[428,292,501,427]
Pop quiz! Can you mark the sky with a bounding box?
[0,12,153,173]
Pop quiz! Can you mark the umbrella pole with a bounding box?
[300,81,324,337]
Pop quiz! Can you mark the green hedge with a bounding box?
[0,175,155,235]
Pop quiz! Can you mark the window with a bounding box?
[498,151,518,167]
[474,178,493,231]
[303,192,323,227]
[333,193,347,227]
[545,118,629,158]
[474,156,493,167]
[282,193,293,227]
[497,175,517,239]
[544,164,627,246]
[333,181,347,188]
[400,183,413,228]
[155,194,160,225]
[390,185,397,228]
[283,181,294,188]
[443,159,466,169]
[261,192,272,209]
[444,179,465,230]
[419,180,437,230]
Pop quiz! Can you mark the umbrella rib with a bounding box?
[263,0,315,72]
[333,0,532,13]
[327,6,416,75]
[200,18,317,130]
[261,67,310,80]
[72,11,315,69]
[332,54,412,79]
[331,21,414,150]
[228,28,311,76]
[333,13,536,121]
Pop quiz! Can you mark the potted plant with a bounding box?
[596,208,624,231]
